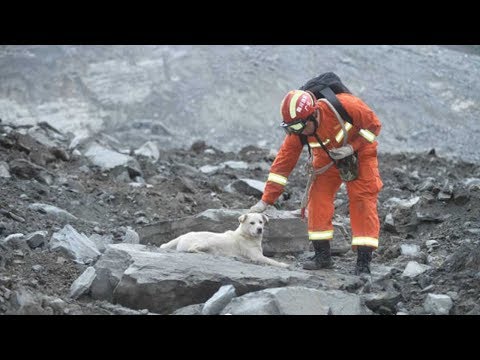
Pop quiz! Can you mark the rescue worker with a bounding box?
[249,88,383,275]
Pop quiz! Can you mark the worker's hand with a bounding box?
[329,144,354,160]
[249,200,268,213]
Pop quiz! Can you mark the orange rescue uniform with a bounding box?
[262,93,383,249]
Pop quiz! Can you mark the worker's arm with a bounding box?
[261,134,303,205]
[341,95,382,151]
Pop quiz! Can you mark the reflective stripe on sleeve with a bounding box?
[352,236,378,248]
[267,173,287,186]
[308,230,334,240]
[308,139,330,148]
[359,129,376,143]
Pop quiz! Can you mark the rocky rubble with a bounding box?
[1,119,480,315]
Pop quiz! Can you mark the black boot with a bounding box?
[355,246,373,275]
[303,241,333,270]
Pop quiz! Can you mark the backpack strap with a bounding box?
[314,133,337,164]
[319,86,354,125]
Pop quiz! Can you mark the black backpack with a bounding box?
[298,72,354,149]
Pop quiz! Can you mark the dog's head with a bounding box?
[238,213,268,238]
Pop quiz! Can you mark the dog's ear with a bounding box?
[261,214,269,224]
[238,214,247,223]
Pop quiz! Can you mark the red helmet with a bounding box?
[280,90,316,124]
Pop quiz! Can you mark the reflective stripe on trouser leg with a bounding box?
[267,173,287,186]
[352,236,378,248]
[307,166,342,240]
[346,154,383,250]
[309,230,334,240]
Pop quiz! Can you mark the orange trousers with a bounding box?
[307,146,383,249]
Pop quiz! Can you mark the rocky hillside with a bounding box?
[1,45,479,315]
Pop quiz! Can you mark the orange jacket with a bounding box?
[262,93,382,205]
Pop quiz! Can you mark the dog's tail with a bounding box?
[160,237,180,250]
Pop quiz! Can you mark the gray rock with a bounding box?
[425,240,440,250]
[370,265,395,280]
[89,234,114,253]
[172,303,204,315]
[466,305,480,315]
[384,213,396,232]
[50,147,70,161]
[453,187,470,205]
[363,291,402,313]
[400,244,421,257]
[95,300,155,315]
[200,161,249,174]
[225,178,265,198]
[416,212,449,223]
[69,134,89,150]
[42,297,67,315]
[134,141,159,162]
[175,176,197,193]
[84,143,139,171]
[221,286,369,315]
[223,161,249,170]
[32,265,44,272]
[463,178,480,191]
[0,276,12,287]
[2,233,27,250]
[92,244,355,314]
[115,170,131,183]
[418,177,436,192]
[384,196,420,210]
[25,230,48,249]
[8,159,48,182]
[50,225,101,264]
[0,161,10,178]
[420,284,435,293]
[199,165,221,174]
[440,242,480,272]
[437,192,451,201]
[466,228,480,235]
[446,291,459,301]
[122,227,140,244]
[69,266,97,299]
[424,293,453,315]
[3,288,12,300]
[202,284,237,315]
[427,254,445,268]
[7,287,45,315]
[90,246,134,302]
[29,203,78,222]
[402,261,432,278]
[220,292,282,315]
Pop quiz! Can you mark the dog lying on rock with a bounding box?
[160,213,289,268]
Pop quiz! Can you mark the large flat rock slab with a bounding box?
[90,243,358,314]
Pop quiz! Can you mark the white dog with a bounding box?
[160,213,289,268]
